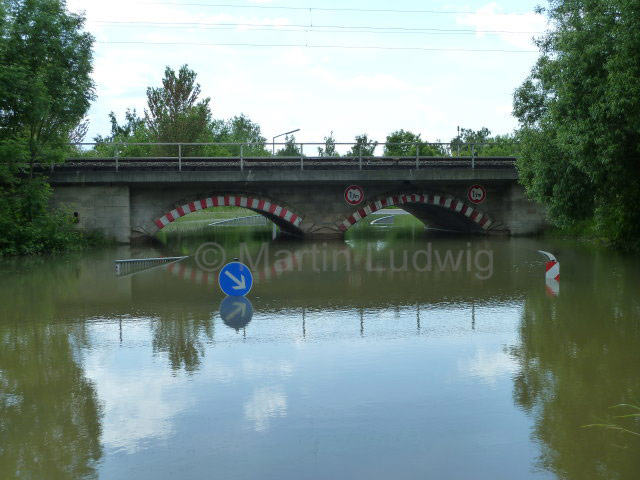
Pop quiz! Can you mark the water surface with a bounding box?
[1,233,638,479]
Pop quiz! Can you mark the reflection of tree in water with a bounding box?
[510,252,640,479]
[0,260,102,479]
[151,312,214,374]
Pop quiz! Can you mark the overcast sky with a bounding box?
[66,0,546,146]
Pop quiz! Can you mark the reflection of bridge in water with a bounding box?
[52,239,548,339]
[119,240,540,332]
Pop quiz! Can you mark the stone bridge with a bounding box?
[48,160,545,243]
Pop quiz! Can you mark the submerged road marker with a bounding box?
[538,250,560,296]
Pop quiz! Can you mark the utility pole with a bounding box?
[272,128,300,155]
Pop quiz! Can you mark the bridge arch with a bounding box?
[338,192,495,233]
[152,194,304,236]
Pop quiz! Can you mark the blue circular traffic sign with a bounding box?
[218,261,253,296]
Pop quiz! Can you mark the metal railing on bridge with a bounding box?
[47,141,519,172]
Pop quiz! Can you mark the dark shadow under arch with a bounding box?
[338,193,495,233]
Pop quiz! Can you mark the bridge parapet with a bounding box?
[43,141,518,173]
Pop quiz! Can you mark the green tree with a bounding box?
[482,133,518,156]
[450,127,517,156]
[0,0,94,256]
[346,133,378,157]
[104,109,146,140]
[145,65,212,156]
[0,172,83,256]
[384,129,420,156]
[92,108,153,158]
[450,127,490,156]
[384,129,444,156]
[276,134,301,157]
[513,0,640,249]
[0,0,95,177]
[318,131,339,157]
[210,114,269,156]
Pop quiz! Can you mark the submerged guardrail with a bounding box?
[114,256,188,277]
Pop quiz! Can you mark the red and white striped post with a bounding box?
[538,250,560,296]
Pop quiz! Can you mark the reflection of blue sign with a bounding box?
[220,296,253,331]
[218,261,253,296]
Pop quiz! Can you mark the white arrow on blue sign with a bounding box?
[218,261,253,297]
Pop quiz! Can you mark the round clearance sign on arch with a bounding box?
[344,185,364,205]
[467,184,487,204]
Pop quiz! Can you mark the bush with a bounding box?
[0,178,86,256]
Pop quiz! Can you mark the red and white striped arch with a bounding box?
[154,195,303,230]
[338,193,493,232]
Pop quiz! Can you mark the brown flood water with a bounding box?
[0,231,639,479]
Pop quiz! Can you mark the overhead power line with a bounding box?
[95,40,538,53]
[92,24,528,37]
[146,2,533,16]
[89,20,542,35]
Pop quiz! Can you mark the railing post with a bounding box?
[240,144,244,171]
[471,144,475,169]
[359,145,362,170]
[300,143,304,170]
[178,143,182,172]
[416,144,420,169]
[115,143,119,172]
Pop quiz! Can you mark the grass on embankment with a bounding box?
[540,218,640,251]
[157,206,429,242]
[541,219,614,247]
[161,207,264,232]
[345,213,426,239]
[155,206,274,244]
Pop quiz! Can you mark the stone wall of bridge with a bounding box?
[49,169,546,243]
[50,185,131,243]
